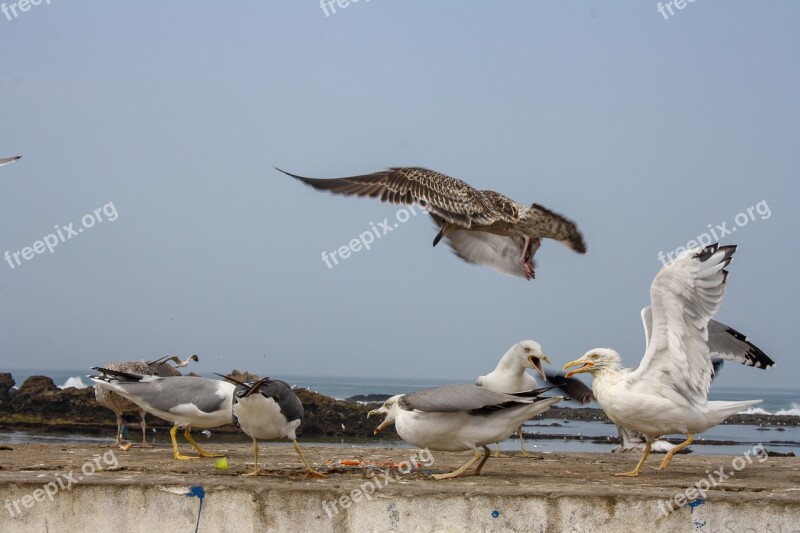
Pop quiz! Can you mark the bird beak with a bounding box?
[563,359,593,378]
[528,354,550,381]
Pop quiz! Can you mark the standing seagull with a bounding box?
[476,340,593,457]
[94,355,198,450]
[278,167,586,280]
[0,156,21,167]
[368,384,562,480]
[91,368,234,460]
[563,244,763,477]
[220,375,325,478]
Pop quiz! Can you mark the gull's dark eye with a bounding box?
[592,354,599,360]
[524,347,531,353]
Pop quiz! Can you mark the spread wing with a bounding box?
[278,167,500,228]
[625,244,736,405]
[0,156,21,167]
[544,371,594,404]
[527,204,587,254]
[641,308,773,369]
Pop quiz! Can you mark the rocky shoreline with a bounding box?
[1,373,798,441]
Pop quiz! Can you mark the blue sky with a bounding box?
[1,1,797,390]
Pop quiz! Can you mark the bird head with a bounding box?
[563,349,621,377]
[513,340,551,380]
[367,395,402,434]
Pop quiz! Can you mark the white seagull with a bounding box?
[368,384,562,480]
[278,167,586,280]
[164,354,200,369]
[563,244,763,476]
[476,340,593,456]
[91,368,235,460]
[220,374,325,478]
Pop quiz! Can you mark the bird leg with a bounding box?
[432,446,490,480]
[518,238,540,280]
[134,411,152,448]
[432,221,449,247]
[293,439,327,478]
[492,442,509,458]
[170,425,199,460]
[184,427,224,458]
[242,439,261,476]
[613,439,652,477]
[658,434,693,472]
[517,426,532,457]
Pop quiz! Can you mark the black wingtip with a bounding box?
[723,326,776,369]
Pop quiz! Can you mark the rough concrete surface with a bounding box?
[0,443,798,532]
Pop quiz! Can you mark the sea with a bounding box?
[2,368,799,456]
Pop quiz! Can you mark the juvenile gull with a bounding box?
[368,384,562,479]
[94,355,199,450]
[278,167,586,280]
[476,340,593,457]
[220,374,325,478]
[564,244,763,476]
[91,367,234,460]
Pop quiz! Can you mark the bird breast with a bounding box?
[233,395,296,440]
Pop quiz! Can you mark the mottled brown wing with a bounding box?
[479,190,520,222]
[278,167,499,228]
[527,204,587,254]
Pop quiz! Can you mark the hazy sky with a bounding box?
[1,2,797,391]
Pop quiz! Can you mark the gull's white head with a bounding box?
[509,340,551,380]
[367,394,403,434]
[563,348,622,377]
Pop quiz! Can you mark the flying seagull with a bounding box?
[368,384,562,479]
[278,167,586,280]
[93,355,198,450]
[164,354,200,369]
[91,368,235,460]
[0,156,21,167]
[218,374,325,478]
[476,340,593,457]
[563,244,763,476]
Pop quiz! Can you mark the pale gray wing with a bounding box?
[707,320,775,369]
[0,156,21,167]
[400,384,529,412]
[278,167,499,228]
[444,230,529,278]
[642,305,773,369]
[94,375,230,414]
[625,244,736,404]
[526,203,587,254]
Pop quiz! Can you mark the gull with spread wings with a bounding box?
[278,167,586,280]
[563,244,765,476]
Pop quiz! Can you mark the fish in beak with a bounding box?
[563,359,593,378]
[528,354,551,381]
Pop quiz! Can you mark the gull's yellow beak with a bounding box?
[528,354,551,381]
[563,359,593,378]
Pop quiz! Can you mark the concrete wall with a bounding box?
[2,480,799,532]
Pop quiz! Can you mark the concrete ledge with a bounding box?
[0,444,798,532]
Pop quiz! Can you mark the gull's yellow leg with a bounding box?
[293,440,326,478]
[658,434,693,472]
[614,440,652,477]
[517,426,532,457]
[242,438,261,476]
[184,427,224,458]
[171,425,199,460]
[432,448,485,480]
